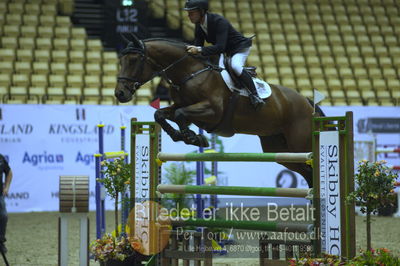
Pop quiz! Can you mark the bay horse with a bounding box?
[115,37,324,188]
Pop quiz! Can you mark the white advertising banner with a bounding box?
[319,131,341,256]
[0,104,155,213]
[135,133,151,201]
[323,106,400,184]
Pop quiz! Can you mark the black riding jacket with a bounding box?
[193,12,252,56]
[0,155,10,193]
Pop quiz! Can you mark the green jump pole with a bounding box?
[157,152,312,163]
[171,218,313,233]
[103,151,128,159]
[158,185,311,198]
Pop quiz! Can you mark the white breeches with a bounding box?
[230,47,251,76]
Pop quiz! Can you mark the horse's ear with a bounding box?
[120,33,131,43]
[130,33,145,50]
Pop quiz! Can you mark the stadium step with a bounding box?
[72,0,104,39]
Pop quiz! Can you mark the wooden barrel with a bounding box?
[59,176,89,213]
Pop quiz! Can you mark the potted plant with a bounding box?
[288,248,400,265]
[346,160,398,251]
[89,233,140,266]
[90,156,144,265]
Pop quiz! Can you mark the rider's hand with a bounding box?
[3,186,9,196]
[186,45,202,55]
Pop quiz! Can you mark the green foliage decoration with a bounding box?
[346,160,398,251]
[98,156,131,238]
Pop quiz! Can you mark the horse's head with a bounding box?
[115,36,154,103]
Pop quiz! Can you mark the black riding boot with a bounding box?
[239,70,265,110]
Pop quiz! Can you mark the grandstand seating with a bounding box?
[150,0,399,106]
[0,0,156,105]
[0,0,399,106]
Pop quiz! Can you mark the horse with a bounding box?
[115,36,325,188]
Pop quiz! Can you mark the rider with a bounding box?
[184,0,265,110]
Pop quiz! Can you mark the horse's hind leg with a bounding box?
[279,163,313,188]
[259,134,313,188]
[259,134,289,153]
[281,118,314,187]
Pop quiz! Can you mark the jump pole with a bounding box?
[158,152,313,163]
[196,128,205,218]
[170,218,312,233]
[210,133,218,210]
[376,147,400,170]
[95,124,106,239]
[376,148,400,154]
[376,147,400,216]
[157,184,311,198]
[120,125,129,235]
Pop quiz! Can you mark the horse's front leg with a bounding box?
[174,101,218,147]
[154,105,183,142]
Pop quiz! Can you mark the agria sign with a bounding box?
[22,152,64,166]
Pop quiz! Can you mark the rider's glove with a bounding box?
[186,45,202,55]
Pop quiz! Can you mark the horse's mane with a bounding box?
[143,38,188,50]
[143,38,220,64]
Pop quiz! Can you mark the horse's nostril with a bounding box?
[116,90,123,98]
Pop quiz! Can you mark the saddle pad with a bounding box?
[219,54,272,99]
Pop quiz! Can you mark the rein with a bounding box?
[117,41,220,92]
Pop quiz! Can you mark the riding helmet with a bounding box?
[183,0,209,11]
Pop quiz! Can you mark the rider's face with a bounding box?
[187,10,203,24]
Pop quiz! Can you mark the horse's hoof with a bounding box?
[182,136,193,145]
[197,135,209,147]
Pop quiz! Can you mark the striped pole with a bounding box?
[196,128,205,218]
[211,133,218,210]
[158,185,311,198]
[121,125,129,236]
[158,152,312,163]
[171,218,313,233]
[94,154,102,239]
[96,124,106,239]
[376,148,400,153]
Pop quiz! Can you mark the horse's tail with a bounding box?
[307,98,326,117]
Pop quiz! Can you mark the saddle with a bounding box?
[223,56,257,89]
[208,56,258,137]
[209,54,271,137]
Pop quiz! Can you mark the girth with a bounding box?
[207,92,240,137]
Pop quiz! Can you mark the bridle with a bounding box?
[117,41,190,94]
[117,39,222,94]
